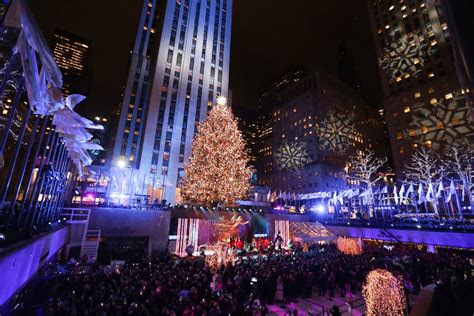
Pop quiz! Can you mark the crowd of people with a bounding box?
[13,243,474,316]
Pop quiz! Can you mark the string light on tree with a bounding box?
[180,97,251,205]
[362,269,407,315]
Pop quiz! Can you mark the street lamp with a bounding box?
[117,158,127,169]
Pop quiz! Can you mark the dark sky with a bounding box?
[28,0,383,117]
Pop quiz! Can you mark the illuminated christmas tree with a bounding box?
[180,98,251,205]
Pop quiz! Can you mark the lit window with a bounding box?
[404,106,411,113]
[425,140,432,148]
[430,98,438,105]
[414,92,421,98]
[408,129,416,137]
[452,118,460,125]
[396,132,403,141]
[430,39,437,46]
[436,122,444,129]
[428,72,435,78]
[428,87,435,93]
[421,126,429,134]
[412,143,418,148]
[389,5,394,10]
[445,93,453,99]
[399,147,405,154]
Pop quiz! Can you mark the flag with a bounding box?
[446,179,456,202]
[266,190,271,201]
[435,182,443,199]
[278,191,282,199]
[393,185,399,204]
[381,186,388,193]
[417,183,425,204]
[271,191,277,201]
[399,184,405,202]
[426,182,435,202]
[291,192,296,201]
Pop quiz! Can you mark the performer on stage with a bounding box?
[274,231,283,252]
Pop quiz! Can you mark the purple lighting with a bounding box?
[0,227,69,306]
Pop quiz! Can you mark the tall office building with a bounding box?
[268,72,384,193]
[111,0,232,205]
[52,29,91,97]
[254,67,307,187]
[367,0,474,174]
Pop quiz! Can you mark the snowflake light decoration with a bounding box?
[318,111,357,153]
[274,141,312,170]
[408,90,474,148]
[378,35,431,82]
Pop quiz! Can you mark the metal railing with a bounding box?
[0,24,74,246]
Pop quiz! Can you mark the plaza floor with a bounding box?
[267,290,417,315]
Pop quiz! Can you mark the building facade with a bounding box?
[255,67,308,187]
[51,29,91,97]
[110,0,232,205]
[367,0,474,174]
[266,73,384,193]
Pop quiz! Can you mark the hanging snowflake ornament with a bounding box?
[378,35,432,82]
[408,90,474,148]
[318,111,357,153]
[274,141,312,170]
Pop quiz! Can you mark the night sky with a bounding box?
[29,0,383,117]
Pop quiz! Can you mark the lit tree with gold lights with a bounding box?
[362,269,407,315]
[180,97,251,206]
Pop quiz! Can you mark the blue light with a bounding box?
[310,204,325,214]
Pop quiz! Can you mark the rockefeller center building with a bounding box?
[264,72,384,193]
[109,0,232,205]
[367,0,474,174]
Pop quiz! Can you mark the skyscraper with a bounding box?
[111,0,232,205]
[52,29,91,97]
[269,72,384,193]
[367,0,474,174]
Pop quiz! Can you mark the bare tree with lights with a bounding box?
[348,150,387,206]
[405,147,444,216]
[180,98,251,206]
[405,147,444,186]
[444,143,473,211]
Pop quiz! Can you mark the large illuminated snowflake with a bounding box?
[408,91,474,148]
[378,36,431,82]
[318,111,357,153]
[274,141,312,170]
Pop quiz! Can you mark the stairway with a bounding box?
[80,229,101,263]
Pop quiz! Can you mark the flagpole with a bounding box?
[150,172,156,207]
[412,186,419,223]
[454,183,463,220]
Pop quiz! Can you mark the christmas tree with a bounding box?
[180,98,251,205]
